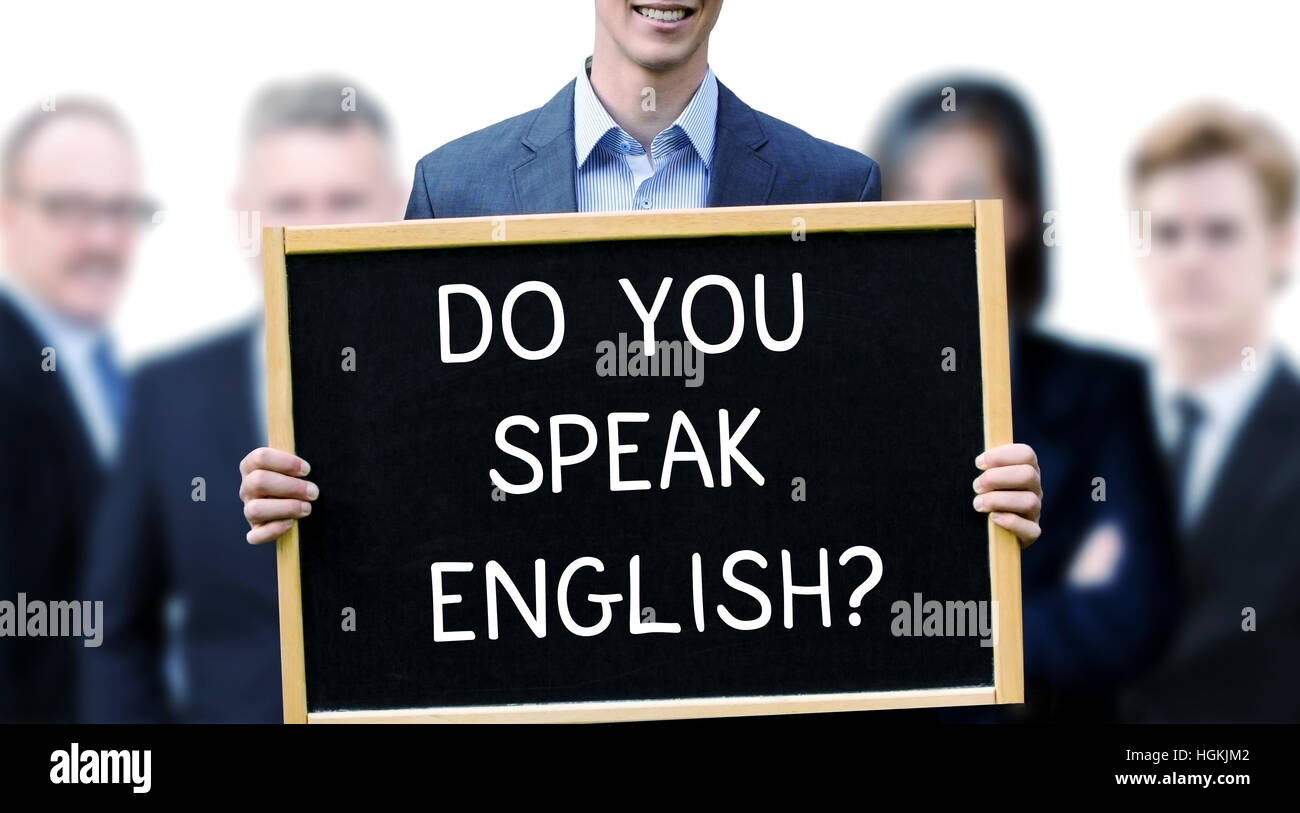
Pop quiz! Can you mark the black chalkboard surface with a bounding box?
[263,201,1022,722]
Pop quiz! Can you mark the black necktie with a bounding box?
[1166,393,1205,518]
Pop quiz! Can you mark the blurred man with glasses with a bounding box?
[0,98,157,721]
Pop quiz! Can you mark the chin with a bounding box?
[628,45,694,72]
[61,290,122,326]
[1167,317,1230,345]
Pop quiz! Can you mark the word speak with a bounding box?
[490,408,764,494]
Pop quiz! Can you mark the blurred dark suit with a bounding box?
[1125,360,1300,722]
[0,293,103,722]
[1011,330,1178,719]
[931,329,1179,725]
[80,321,281,722]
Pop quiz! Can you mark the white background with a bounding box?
[2,0,1296,364]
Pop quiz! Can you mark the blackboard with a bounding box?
[263,201,1022,723]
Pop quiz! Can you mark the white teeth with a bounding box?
[637,7,687,22]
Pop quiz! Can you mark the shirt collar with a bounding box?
[0,275,106,360]
[1150,347,1277,440]
[573,57,718,170]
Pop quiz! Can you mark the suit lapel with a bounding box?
[512,81,579,215]
[707,82,775,208]
[1009,330,1074,502]
[0,293,102,477]
[1185,363,1300,553]
[510,79,775,212]
[226,321,262,451]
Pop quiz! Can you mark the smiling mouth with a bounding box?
[633,5,694,23]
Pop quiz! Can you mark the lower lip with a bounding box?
[633,9,694,32]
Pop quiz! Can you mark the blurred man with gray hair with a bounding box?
[80,76,404,722]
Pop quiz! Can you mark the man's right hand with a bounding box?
[239,447,318,545]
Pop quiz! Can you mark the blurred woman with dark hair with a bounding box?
[870,77,1177,720]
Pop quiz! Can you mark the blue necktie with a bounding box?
[91,338,128,432]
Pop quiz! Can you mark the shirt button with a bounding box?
[640,199,652,208]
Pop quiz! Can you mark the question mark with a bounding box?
[839,545,883,627]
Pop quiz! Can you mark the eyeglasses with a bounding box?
[6,187,161,229]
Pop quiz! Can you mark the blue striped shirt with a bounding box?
[573,61,718,212]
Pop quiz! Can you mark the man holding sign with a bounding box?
[239,1,1042,549]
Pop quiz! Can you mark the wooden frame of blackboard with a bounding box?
[263,199,1023,724]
